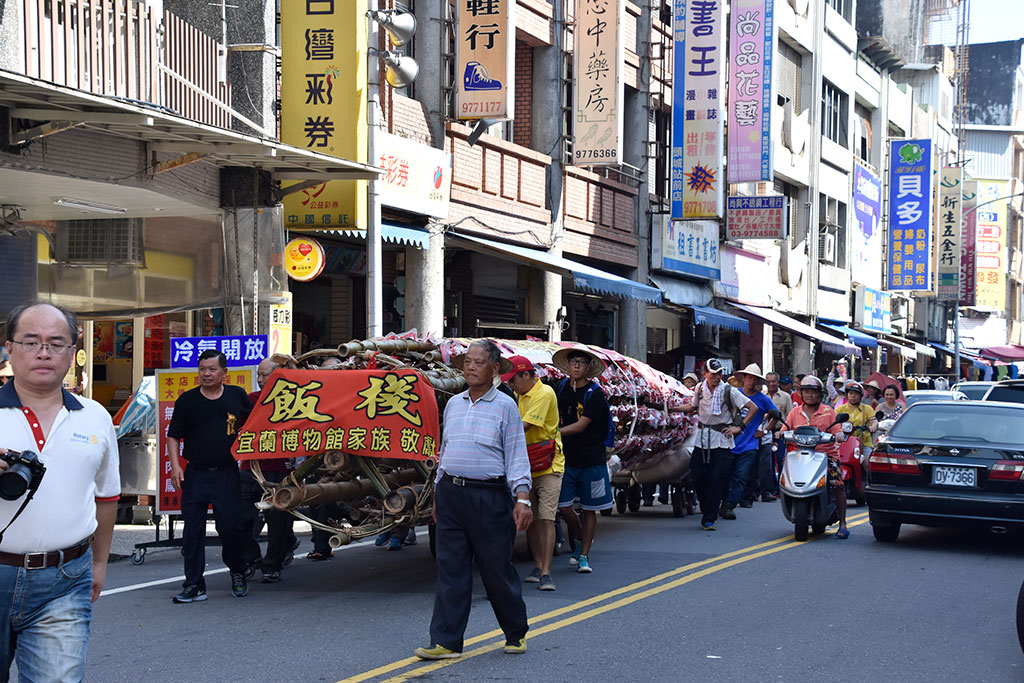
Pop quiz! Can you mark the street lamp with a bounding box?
[366,5,418,338]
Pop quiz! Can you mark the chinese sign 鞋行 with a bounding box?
[671,0,725,219]
[959,179,978,306]
[457,0,514,120]
[156,367,256,514]
[886,139,933,291]
[573,0,624,166]
[170,336,269,369]
[936,167,963,300]
[232,369,441,462]
[659,219,721,279]
[726,0,774,183]
[975,179,1008,311]
[726,195,786,240]
[281,0,368,230]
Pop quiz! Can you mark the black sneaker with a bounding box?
[261,569,281,584]
[739,500,753,509]
[719,504,737,520]
[243,558,262,580]
[173,585,207,603]
[230,572,249,597]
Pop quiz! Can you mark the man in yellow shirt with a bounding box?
[504,356,564,591]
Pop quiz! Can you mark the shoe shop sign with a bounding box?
[457,0,515,120]
[572,0,624,166]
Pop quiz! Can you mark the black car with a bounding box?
[866,401,1024,542]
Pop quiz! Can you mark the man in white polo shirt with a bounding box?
[0,302,120,682]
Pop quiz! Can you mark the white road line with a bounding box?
[100,530,428,597]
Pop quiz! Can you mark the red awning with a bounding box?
[980,345,1024,361]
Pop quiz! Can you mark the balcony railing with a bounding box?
[20,0,232,129]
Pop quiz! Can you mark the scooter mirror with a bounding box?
[833,413,850,425]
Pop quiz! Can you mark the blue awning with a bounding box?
[449,231,662,304]
[930,342,990,369]
[691,305,749,332]
[730,303,860,356]
[323,224,431,248]
[820,322,878,348]
[649,274,712,307]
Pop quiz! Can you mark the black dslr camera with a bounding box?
[0,450,46,501]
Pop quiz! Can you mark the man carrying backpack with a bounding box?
[553,347,611,574]
[680,359,757,531]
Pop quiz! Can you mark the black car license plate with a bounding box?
[931,465,977,487]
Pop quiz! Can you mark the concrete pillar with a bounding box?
[415,0,446,146]
[618,1,653,359]
[405,230,445,336]
[530,5,565,341]
[792,336,814,375]
[762,324,774,374]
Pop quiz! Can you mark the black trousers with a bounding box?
[691,447,735,525]
[181,466,246,589]
[239,470,296,572]
[429,477,528,652]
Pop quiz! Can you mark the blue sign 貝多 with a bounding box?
[886,139,933,291]
[170,335,269,368]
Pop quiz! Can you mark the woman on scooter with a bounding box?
[875,385,905,421]
[836,381,877,459]
[784,376,850,539]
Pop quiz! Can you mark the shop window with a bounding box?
[854,102,872,162]
[647,327,668,354]
[825,0,851,22]
[821,79,848,148]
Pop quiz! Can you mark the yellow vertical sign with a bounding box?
[281,0,367,230]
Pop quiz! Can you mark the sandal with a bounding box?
[306,550,332,561]
[835,527,850,540]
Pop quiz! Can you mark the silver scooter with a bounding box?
[771,411,851,541]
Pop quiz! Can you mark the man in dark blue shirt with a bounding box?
[721,364,778,519]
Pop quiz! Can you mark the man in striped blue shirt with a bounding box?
[415,340,532,660]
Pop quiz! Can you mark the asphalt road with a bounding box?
[85,500,1024,683]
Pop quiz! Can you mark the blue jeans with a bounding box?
[1,548,93,682]
[727,449,757,505]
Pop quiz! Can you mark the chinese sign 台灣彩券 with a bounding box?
[572,0,624,166]
[671,0,725,219]
[886,139,933,292]
[936,167,963,300]
[281,0,367,230]
[457,0,514,120]
[232,369,441,462]
[170,335,269,369]
[726,0,773,183]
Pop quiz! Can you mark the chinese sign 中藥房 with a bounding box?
[572,0,624,166]
[936,167,963,300]
[671,0,725,219]
[457,0,514,119]
[886,139,933,292]
[726,0,773,183]
[281,0,367,230]
[232,369,441,462]
[725,195,786,240]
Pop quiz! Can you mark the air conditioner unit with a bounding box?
[819,232,837,264]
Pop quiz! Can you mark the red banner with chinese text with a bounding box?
[233,369,440,461]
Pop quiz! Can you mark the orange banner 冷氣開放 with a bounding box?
[233,369,440,462]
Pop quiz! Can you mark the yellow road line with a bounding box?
[338,512,870,683]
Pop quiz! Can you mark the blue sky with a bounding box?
[969,0,1024,44]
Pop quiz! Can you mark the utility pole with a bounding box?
[952,0,971,378]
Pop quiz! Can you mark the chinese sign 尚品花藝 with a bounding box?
[974,179,1008,311]
[671,0,725,219]
[232,369,441,463]
[936,167,963,301]
[725,195,786,240]
[156,367,256,515]
[886,139,933,292]
[959,179,978,306]
[660,219,721,280]
[572,0,624,166]
[726,0,774,183]
[170,336,269,369]
[281,0,367,230]
[457,0,514,120]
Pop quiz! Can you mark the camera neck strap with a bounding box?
[0,487,40,546]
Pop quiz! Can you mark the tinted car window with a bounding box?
[983,385,1024,404]
[888,404,1024,445]
[957,385,990,400]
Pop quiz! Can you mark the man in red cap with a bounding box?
[503,356,563,591]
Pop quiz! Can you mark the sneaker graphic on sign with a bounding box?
[463,61,502,91]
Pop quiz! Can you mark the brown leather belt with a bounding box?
[0,536,93,570]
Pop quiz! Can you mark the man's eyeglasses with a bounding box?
[568,358,590,366]
[9,340,72,354]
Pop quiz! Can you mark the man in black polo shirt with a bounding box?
[167,349,252,602]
